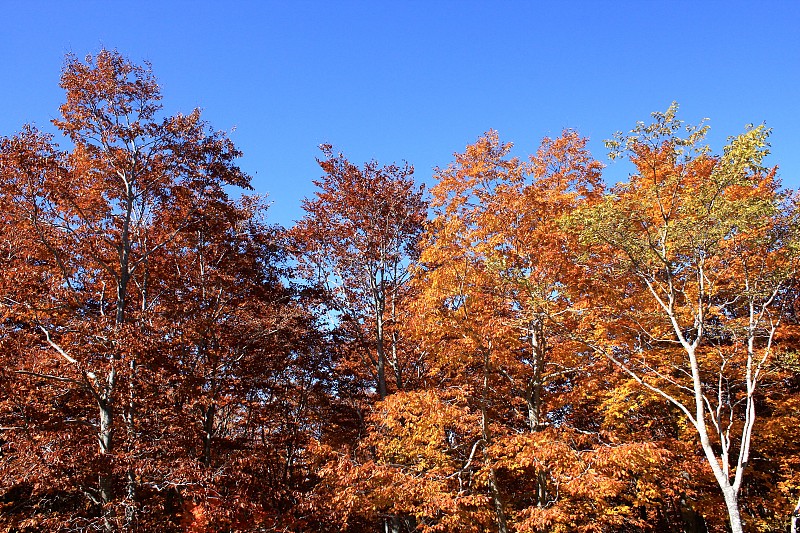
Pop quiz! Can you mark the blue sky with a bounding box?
[2,1,798,226]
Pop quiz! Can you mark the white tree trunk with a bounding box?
[722,486,743,533]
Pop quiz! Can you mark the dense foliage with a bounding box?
[1,51,798,532]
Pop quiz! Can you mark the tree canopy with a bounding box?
[1,51,798,533]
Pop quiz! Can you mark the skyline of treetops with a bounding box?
[1,49,798,533]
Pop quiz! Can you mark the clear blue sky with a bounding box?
[2,1,798,226]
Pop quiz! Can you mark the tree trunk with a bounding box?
[376,337,387,400]
[389,283,403,391]
[98,394,114,531]
[98,366,115,505]
[124,358,138,528]
[527,319,550,507]
[480,346,508,533]
[384,515,402,533]
[536,469,549,507]
[98,400,113,503]
[374,285,387,399]
[527,318,545,432]
[202,402,216,467]
[391,329,403,391]
[722,487,744,533]
[489,468,509,533]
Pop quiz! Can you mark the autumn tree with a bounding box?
[5,52,800,533]
[137,196,328,530]
[411,131,525,532]
[573,103,800,533]
[292,146,427,401]
[415,129,604,436]
[484,130,603,435]
[313,388,493,533]
[403,129,704,532]
[0,49,264,530]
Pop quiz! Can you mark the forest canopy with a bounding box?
[1,50,798,533]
